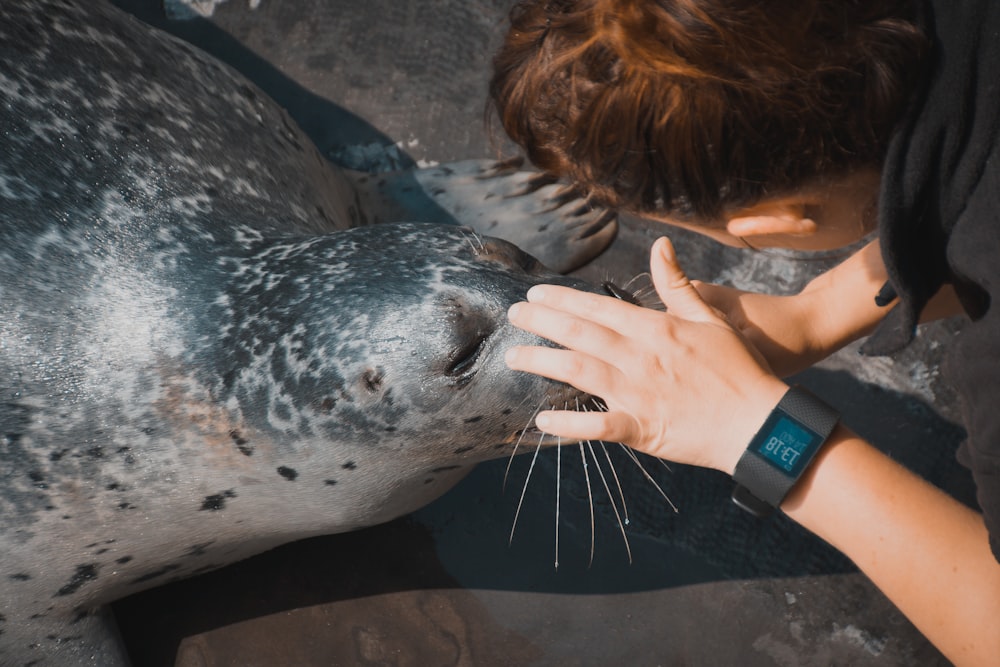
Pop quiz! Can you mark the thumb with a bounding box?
[650,237,719,322]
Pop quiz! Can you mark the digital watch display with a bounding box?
[754,413,821,476]
[732,386,839,518]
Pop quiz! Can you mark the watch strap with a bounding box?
[732,386,839,517]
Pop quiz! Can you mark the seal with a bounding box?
[0,2,609,664]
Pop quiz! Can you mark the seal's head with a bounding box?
[210,222,592,468]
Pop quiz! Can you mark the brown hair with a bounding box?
[489,0,928,222]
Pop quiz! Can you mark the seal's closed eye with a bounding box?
[448,334,487,378]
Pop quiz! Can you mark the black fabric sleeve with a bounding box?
[865,0,1000,561]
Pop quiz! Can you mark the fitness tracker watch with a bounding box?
[731,385,839,518]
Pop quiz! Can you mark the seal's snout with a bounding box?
[543,380,592,409]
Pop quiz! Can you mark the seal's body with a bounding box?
[0,2,598,664]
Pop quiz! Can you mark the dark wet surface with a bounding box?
[109,1,966,664]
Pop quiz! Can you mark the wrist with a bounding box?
[729,385,840,516]
[799,239,894,354]
[720,377,789,475]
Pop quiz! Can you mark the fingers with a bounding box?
[519,283,643,334]
[504,344,621,401]
[507,299,631,363]
[649,237,719,323]
[533,408,638,444]
[690,279,726,304]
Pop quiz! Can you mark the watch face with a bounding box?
[754,411,822,476]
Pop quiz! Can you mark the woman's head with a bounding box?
[489,0,927,227]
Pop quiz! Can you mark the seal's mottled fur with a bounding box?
[0,2,596,663]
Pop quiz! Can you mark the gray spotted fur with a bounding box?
[0,2,593,664]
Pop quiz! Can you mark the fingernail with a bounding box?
[504,346,520,367]
[658,237,675,263]
[507,302,522,321]
[526,285,548,302]
[535,412,551,429]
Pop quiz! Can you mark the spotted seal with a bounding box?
[0,1,611,664]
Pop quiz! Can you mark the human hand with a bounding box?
[504,236,788,475]
[694,239,896,377]
[691,283,825,378]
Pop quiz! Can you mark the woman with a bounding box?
[490,1,1000,664]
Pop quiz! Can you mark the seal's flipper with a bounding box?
[346,159,618,274]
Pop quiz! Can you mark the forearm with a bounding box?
[747,240,962,375]
[698,240,894,377]
[798,239,892,352]
[803,239,965,346]
[781,427,1000,666]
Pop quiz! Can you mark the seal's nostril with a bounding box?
[602,281,641,305]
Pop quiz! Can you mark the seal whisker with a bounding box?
[635,286,664,308]
[585,439,633,564]
[507,391,538,424]
[578,440,596,568]
[622,272,651,292]
[616,443,679,513]
[580,399,631,528]
[503,401,544,492]
[471,230,488,254]
[654,455,673,474]
[458,227,486,256]
[555,430,562,571]
[509,429,546,546]
[600,441,630,527]
[512,391,537,413]
[601,272,665,311]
